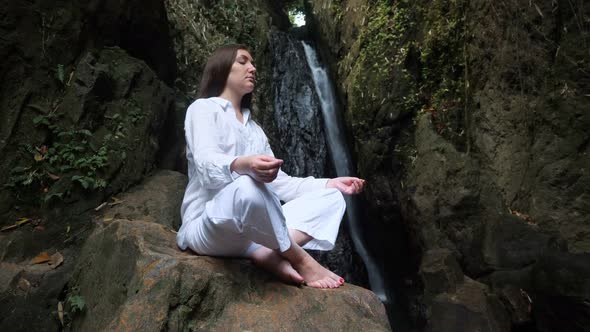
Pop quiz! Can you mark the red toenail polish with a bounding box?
[340,278,344,284]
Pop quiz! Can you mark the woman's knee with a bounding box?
[326,188,345,206]
[234,175,267,208]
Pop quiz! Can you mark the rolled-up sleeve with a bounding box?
[185,101,238,189]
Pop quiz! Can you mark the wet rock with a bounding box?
[270,30,328,178]
[269,30,368,287]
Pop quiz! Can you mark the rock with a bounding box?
[531,252,590,332]
[308,0,590,329]
[100,170,187,230]
[270,30,329,177]
[497,286,533,328]
[420,248,464,299]
[427,278,510,332]
[0,0,178,216]
[0,247,79,332]
[482,213,566,270]
[67,219,391,331]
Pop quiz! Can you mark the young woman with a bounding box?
[177,44,365,289]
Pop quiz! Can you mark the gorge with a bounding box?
[0,0,588,331]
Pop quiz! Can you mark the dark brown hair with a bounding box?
[198,44,252,109]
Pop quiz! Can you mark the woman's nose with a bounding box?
[249,64,256,73]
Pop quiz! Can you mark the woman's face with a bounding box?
[225,49,256,97]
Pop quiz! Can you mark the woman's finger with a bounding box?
[256,157,283,170]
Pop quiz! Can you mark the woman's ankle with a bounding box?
[278,243,308,266]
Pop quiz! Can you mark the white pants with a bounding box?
[182,176,346,258]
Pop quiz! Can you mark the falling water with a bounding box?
[302,42,388,303]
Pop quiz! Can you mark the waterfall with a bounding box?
[302,42,388,303]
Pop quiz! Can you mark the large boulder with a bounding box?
[100,170,187,230]
[0,170,186,331]
[67,218,391,331]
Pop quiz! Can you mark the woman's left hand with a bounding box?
[326,177,366,195]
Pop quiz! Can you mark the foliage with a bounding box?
[6,111,109,204]
[286,0,305,26]
[344,0,420,142]
[336,0,468,174]
[56,64,65,85]
[206,0,260,49]
[66,294,86,314]
[59,286,85,327]
[417,0,467,147]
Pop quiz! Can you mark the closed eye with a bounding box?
[236,55,254,66]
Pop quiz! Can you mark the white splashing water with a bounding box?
[302,42,388,303]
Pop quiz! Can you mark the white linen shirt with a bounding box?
[179,97,329,247]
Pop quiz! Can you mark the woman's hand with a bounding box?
[231,155,283,183]
[326,177,366,195]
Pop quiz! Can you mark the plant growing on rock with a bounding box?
[6,111,109,204]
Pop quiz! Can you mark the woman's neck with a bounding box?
[219,91,242,114]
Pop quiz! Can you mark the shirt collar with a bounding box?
[210,97,231,110]
[210,97,251,124]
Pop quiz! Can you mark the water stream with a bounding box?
[302,42,388,303]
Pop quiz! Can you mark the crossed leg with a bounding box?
[202,176,345,289]
[250,229,344,288]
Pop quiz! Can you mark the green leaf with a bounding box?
[78,130,92,136]
[43,192,63,202]
[33,115,49,126]
[67,294,85,313]
[56,64,65,84]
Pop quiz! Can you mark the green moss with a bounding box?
[418,0,467,147]
[339,0,468,175]
[347,2,419,123]
[343,0,420,174]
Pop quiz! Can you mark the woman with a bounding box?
[177,44,365,289]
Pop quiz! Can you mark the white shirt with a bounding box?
[180,97,328,228]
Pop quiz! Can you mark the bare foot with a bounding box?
[291,254,344,289]
[250,247,304,285]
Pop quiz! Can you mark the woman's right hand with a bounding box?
[231,155,283,183]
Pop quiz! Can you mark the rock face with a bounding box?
[308,0,590,330]
[0,0,177,217]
